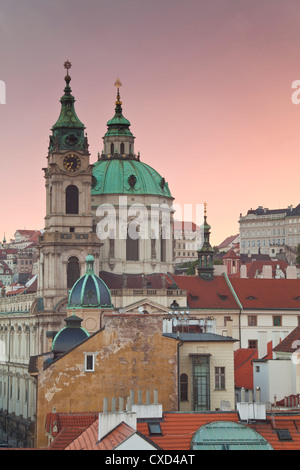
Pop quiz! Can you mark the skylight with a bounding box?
[276,429,292,441]
[148,422,162,435]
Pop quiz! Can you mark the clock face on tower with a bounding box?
[63,153,81,172]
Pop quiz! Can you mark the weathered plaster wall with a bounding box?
[35,314,178,448]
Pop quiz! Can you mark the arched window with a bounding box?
[126,226,139,261]
[120,143,125,154]
[67,256,80,289]
[180,373,188,401]
[66,185,79,214]
[110,143,114,154]
[160,227,166,262]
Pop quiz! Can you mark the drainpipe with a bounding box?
[177,332,183,411]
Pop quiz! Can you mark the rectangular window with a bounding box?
[180,373,188,401]
[248,340,258,349]
[215,367,225,390]
[273,316,282,327]
[192,355,210,411]
[248,316,257,326]
[85,354,95,372]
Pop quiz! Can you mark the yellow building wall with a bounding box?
[34,315,178,448]
[179,340,235,412]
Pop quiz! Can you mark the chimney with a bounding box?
[262,265,272,279]
[98,390,162,442]
[240,264,247,278]
[225,319,233,338]
[286,265,297,279]
[98,396,137,442]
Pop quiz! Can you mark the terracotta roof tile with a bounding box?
[48,428,86,450]
[47,410,300,450]
[230,278,300,309]
[137,412,240,450]
[273,325,300,353]
[172,275,239,309]
[66,421,136,450]
[234,348,258,389]
[218,235,239,249]
[248,415,300,450]
[245,260,288,279]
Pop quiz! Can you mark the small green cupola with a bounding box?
[51,312,90,355]
[49,61,87,153]
[68,255,114,309]
[197,203,214,280]
[100,79,136,160]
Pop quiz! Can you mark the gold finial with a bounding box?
[114,78,122,105]
[114,78,122,89]
[204,202,207,216]
[64,60,72,76]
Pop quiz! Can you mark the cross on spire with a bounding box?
[64,60,72,76]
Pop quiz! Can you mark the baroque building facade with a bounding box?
[0,64,177,447]
[239,204,300,257]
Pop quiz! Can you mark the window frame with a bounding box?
[84,353,95,372]
[214,366,226,391]
[273,315,282,327]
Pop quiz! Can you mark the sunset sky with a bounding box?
[1,0,300,246]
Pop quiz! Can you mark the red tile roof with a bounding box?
[234,348,258,389]
[48,428,86,450]
[67,421,136,450]
[46,410,300,450]
[273,325,300,353]
[229,278,300,309]
[172,275,239,309]
[245,260,288,279]
[218,235,239,249]
[222,249,239,259]
[248,414,300,450]
[137,412,240,450]
[46,411,98,446]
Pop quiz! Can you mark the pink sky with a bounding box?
[1,0,300,246]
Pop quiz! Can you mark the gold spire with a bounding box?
[204,202,207,216]
[114,78,122,105]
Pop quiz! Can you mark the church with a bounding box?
[0,63,235,448]
[40,61,174,315]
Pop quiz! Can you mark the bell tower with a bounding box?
[197,203,214,280]
[38,62,101,311]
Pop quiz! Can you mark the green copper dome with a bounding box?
[93,79,172,198]
[68,255,113,309]
[92,159,172,197]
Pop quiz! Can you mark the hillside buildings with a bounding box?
[239,204,300,258]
